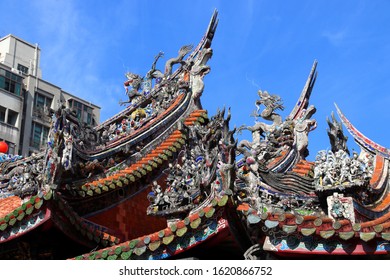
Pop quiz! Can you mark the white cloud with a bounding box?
[27,0,140,122]
[322,29,348,46]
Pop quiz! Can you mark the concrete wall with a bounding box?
[1,34,101,156]
[0,35,42,78]
[0,88,23,150]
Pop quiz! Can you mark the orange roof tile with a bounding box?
[370,193,390,212]
[0,196,22,218]
[78,107,205,194]
[370,156,385,185]
[360,211,390,228]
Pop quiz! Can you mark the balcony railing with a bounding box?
[32,106,52,123]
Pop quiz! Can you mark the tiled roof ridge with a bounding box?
[0,193,49,234]
[0,196,22,218]
[369,155,385,186]
[0,189,121,246]
[53,195,120,247]
[266,150,288,169]
[75,110,208,198]
[343,156,389,214]
[291,160,314,177]
[238,205,390,242]
[71,192,230,260]
[369,194,390,212]
[94,30,207,132]
[104,93,186,149]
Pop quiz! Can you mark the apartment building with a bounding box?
[0,34,100,156]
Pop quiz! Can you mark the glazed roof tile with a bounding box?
[0,194,49,234]
[0,196,22,218]
[76,110,208,198]
[370,155,385,185]
[5,109,210,254]
[54,195,120,247]
[369,194,390,212]
[266,150,288,169]
[103,94,186,149]
[291,160,314,177]
[0,187,120,247]
[72,193,230,260]
[237,205,390,242]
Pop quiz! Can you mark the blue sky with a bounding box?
[2,0,390,160]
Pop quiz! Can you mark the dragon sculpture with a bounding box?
[326,111,349,155]
[1,11,390,260]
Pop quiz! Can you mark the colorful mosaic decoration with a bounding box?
[1,10,390,260]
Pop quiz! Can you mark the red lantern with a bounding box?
[0,141,8,154]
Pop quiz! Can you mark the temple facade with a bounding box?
[0,11,389,260]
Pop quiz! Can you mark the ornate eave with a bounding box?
[1,9,390,260]
[73,194,231,260]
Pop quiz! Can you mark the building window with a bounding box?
[30,122,49,150]
[0,68,22,96]
[0,107,19,127]
[34,92,52,109]
[7,109,18,126]
[69,99,94,125]
[33,92,52,123]
[17,64,29,75]
[0,106,5,123]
